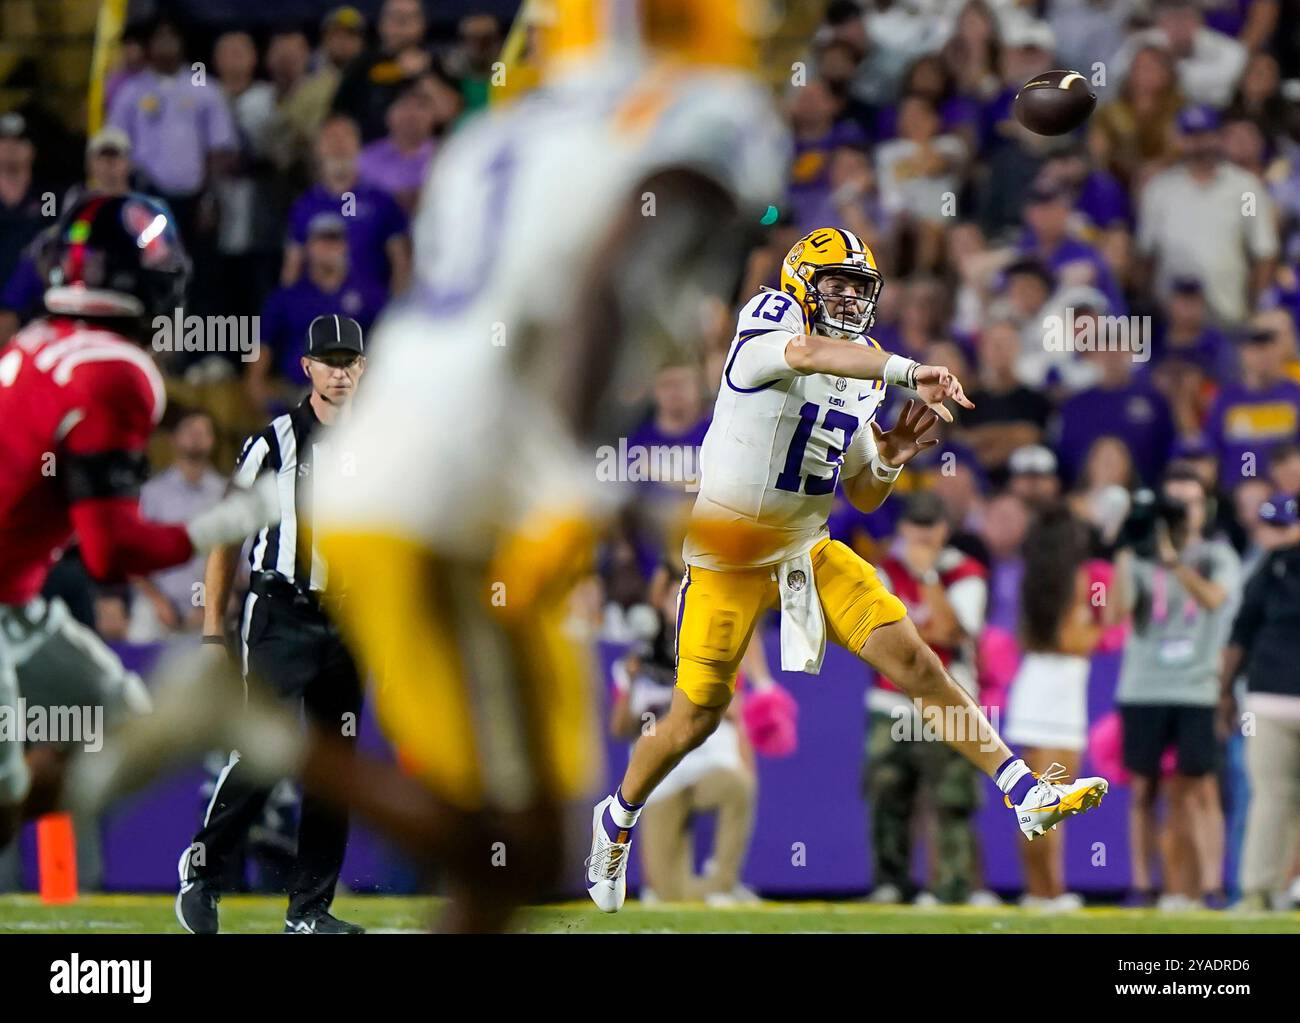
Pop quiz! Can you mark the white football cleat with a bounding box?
[866,883,904,905]
[584,796,631,913]
[1010,763,1108,841]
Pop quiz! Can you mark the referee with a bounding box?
[177,315,367,935]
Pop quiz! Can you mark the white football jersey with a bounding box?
[684,291,889,570]
[315,57,789,556]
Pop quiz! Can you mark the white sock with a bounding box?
[607,788,642,829]
[995,757,1034,802]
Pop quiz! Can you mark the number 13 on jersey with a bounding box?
[775,402,859,495]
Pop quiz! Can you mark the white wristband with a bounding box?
[883,354,919,388]
[871,454,902,484]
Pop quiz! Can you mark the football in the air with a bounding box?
[1013,69,1097,136]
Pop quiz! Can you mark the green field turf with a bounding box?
[1,894,1298,934]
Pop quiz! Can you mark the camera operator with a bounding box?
[1218,494,1300,910]
[1107,462,1242,908]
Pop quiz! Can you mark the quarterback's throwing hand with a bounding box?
[913,364,975,421]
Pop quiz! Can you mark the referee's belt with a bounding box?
[250,572,335,616]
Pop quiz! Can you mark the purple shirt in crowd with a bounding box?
[626,414,710,453]
[1019,229,1127,315]
[626,412,710,491]
[1205,378,1300,488]
[787,121,869,228]
[0,255,42,317]
[261,274,388,378]
[108,68,237,196]
[1203,0,1250,37]
[623,412,712,580]
[1076,170,1132,231]
[1056,382,1176,487]
[287,183,408,292]
[986,556,1025,634]
[1265,270,1300,327]
[827,491,898,549]
[871,94,982,142]
[979,87,1017,150]
[1146,323,1236,380]
[357,139,436,204]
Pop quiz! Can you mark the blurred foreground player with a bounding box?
[78,0,795,932]
[313,0,795,931]
[0,194,279,846]
[586,228,1111,912]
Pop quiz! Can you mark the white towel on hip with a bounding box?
[777,551,826,674]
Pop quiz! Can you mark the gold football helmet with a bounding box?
[780,227,883,338]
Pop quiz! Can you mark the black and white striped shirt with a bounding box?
[233,398,335,592]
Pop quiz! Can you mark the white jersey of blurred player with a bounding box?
[685,288,888,570]
[312,4,791,821]
[72,3,803,933]
[317,57,787,558]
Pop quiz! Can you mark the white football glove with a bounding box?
[185,472,280,553]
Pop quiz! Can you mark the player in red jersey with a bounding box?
[0,193,278,845]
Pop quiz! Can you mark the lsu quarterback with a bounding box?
[585,227,1111,910]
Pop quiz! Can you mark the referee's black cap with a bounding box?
[307,314,364,358]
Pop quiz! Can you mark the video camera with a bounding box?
[1115,488,1188,559]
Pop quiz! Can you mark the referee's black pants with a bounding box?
[189,586,362,920]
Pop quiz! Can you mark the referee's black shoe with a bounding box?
[176,847,220,935]
[283,912,365,934]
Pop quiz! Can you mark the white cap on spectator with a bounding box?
[1057,284,1110,314]
[1008,444,1059,476]
[1004,17,1056,53]
[87,126,132,156]
[0,111,29,141]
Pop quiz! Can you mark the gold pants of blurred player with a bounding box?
[318,531,598,813]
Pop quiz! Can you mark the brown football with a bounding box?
[1014,69,1097,136]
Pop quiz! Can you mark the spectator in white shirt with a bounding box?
[214,30,281,315]
[128,411,227,642]
[876,93,967,268]
[1047,0,1142,81]
[1137,104,1279,325]
[1108,0,1247,109]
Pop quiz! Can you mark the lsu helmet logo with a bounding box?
[780,227,883,339]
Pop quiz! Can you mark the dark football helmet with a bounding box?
[37,192,190,320]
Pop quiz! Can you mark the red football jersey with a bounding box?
[876,548,987,692]
[0,317,183,603]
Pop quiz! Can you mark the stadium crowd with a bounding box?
[3,0,1300,909]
